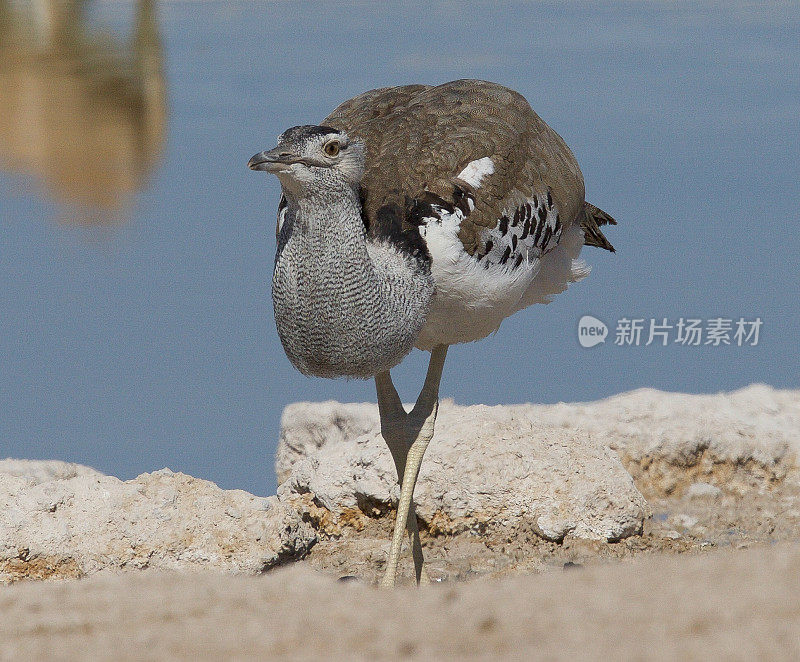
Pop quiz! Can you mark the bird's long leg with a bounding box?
[375,372,430,586]
[380,344,448,588]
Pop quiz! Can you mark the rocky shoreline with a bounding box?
[3,384,800,658]
[3,384,798,585]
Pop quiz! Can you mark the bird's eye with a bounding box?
[324,141,340,157]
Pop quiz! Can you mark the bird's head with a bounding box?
[248,125,365,196]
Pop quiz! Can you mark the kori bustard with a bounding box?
[249,79,616,587]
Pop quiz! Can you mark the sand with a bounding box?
[2,543,799,661]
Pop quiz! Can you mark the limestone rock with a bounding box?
[278,401,649,542]
[544,384,799,467]
[686,482,722,499]
[277,401,378,484]
[0,462,316,583]
[530,384,800,495]
[277,385,800,539]
[0,458,102,483]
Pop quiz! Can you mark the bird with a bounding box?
[248,79,616,587]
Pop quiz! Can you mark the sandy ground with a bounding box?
[2,543,799,661]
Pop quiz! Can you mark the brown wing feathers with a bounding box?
[323,80,615,256]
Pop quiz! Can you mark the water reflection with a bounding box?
[0,0,166,222]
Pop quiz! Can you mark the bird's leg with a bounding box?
[380,344,448,588]
[375,371,430,586]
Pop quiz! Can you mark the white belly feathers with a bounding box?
[414,158,589,350]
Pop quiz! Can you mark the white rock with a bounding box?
[276,401,379,484]
[0,461,316,583]
[277,386,800,543]
[0,458,102,483]
[673,514,699,529]
[687,482,722,499]
[278,401,649,542]
[546,385,800,475]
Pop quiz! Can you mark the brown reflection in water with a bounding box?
[0,0,166,222]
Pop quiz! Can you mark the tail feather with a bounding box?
[580,202,617,252]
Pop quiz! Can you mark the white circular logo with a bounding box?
[578,315,608,348]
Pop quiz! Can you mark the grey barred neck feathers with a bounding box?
[269,129,433,379]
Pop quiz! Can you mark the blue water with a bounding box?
[1,1,798,495]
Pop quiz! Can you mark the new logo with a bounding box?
[578,315,608,348]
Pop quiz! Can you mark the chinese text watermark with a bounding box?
[578,316,762,348]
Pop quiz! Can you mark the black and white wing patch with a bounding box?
[475,189,562,270]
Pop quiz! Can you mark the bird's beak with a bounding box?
[248,147,294,172]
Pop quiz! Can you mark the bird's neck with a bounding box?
[272,184,433,379]
[293,185,365,243]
